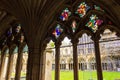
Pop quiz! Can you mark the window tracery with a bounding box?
[71,20,77,33]
[52,24,63,38]
[60,8,71,21]
[75,2,90,18]
[86,15,103,32]
[94,5,104,12]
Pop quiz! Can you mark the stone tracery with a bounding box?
[0,0,120,80]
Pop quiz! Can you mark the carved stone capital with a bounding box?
[91,35,101,42]
[71,38,79,45]
[55,41,61,48]
[116,32,120,37]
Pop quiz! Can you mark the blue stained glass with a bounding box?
[7,28,12,36]
[52,24,63,38]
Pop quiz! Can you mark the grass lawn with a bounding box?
[52,70,120,80]
[11,72,26,78]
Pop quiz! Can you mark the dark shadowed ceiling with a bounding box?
[0,0,120,47]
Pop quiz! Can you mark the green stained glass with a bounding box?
[94,5,104,12]
[86,15,103,33]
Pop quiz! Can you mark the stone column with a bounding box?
[15,47,23,80]
[3,55,9,79]
[93,39,103,80]
[0,51,6,80]
[39,48,47,80]
[71,39,79,80]
[0,50,1,65]
[66,63,69,70]
[6,51,14,80]
[45,49,52,80]
[113,63,116,71]
[26,47,42,80]
[55,42,61,80]
[87,62,91,70]
[69,64,71,70]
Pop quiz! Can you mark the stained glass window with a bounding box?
[16,24,21,33]
[76,2,90,18]
[86,15,103,32]
[60,8,71,21]
[7,28,12,37]
[71,20,77,33]
[94,5,104,12]
[52,24,63,38]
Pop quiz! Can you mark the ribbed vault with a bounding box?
[0,0,120,80]
[0,0,66,48]
[0,0,120,47]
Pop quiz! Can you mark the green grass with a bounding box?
[11,72,26,78]
[52,70,120,80]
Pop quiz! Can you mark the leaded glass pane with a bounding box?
[7,28,12,37]
[94,5,104,12]
[16,24,21,33]
[60,8,71,21]
[52,24,63,38]
[86,15,103,32]
[71,20,77,33]
[76,2,90,18]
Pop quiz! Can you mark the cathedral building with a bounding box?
[50,29,120,71]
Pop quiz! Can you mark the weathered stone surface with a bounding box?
[45,49,53,80]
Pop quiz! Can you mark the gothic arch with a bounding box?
[0,0,120,80]
[96,25,120,38]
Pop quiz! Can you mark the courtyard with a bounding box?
[52,71,120,80]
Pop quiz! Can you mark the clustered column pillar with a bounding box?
[39,48,46,80]
[15,45,24,80]
[93,37,103,80]
[45,49,53,80]
[26,45,43,80]
[0,50,6,80]
[6,48,14,80]
[71,39,79,80]
[55,42,61,80]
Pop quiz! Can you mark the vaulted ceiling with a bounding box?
[0,0,120,48]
